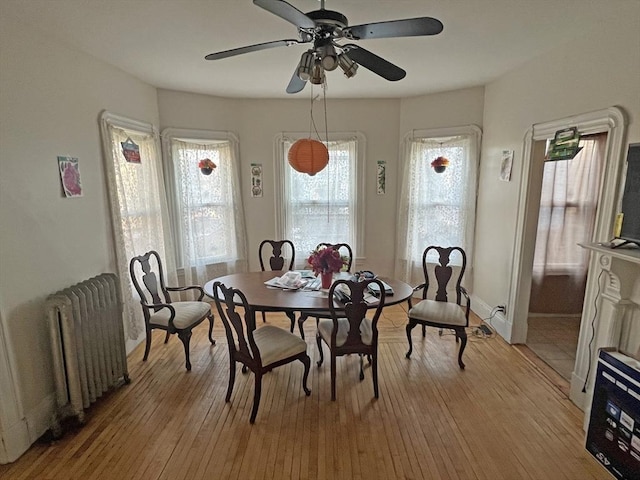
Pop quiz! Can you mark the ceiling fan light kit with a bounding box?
[205,0,443,94]
[338,52,358,78]
[297,50,315,80]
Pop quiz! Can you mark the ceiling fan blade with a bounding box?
[286,69,307,94]
[344,17,443,40]
[253,0,315,29]
[342,44,406,81]
[205,39,303,60]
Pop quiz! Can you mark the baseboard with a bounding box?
[0,392,56,464]
[0,415,30,464]
[470,295,511,342]
[570,371,589,415]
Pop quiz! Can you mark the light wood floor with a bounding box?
[526,315,581,381]
[0,304,608,480]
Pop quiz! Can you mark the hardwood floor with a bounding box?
[526,315,581,381]
[0,303,608,479]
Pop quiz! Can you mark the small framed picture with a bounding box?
[500,150,513,182]
[58,156,83,197]
[377,161,386,195]
[251,163,263,197]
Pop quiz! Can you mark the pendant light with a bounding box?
[288,83,329,176]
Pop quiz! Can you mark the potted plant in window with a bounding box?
[198,158,216,175]
[307,246,348,289]
[431,156,449,173]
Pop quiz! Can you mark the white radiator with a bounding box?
[46,273,130,433]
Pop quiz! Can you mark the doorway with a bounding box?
[525,133,607,381]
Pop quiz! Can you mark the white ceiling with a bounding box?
[1,0,624,99]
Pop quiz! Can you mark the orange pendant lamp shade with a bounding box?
[288,139,329,176]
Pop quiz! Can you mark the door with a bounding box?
[525,133,607,381]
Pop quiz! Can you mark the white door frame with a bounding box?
[508,106,627,345]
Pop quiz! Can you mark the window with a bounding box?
[395,126,481,285]
[162,129,247,285]
[275,134,364,265]
[100,112,174,340]
[532,134,606,279]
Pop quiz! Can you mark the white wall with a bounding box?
[474,2,640,334]
[399,86,485,134]
[0,15,160,461]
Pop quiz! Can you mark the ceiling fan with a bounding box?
[205,0,443,94]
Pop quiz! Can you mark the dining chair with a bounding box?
[405,245,470,369]
[213,281,311,423]
[258,239,295,272]
[129,250,215,371]
[316,278,385,401]
[297,242,353,339]
[257,239,297,331]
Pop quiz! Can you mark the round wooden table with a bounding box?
[203,271,413,313]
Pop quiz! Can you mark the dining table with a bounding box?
[203,271,414,336]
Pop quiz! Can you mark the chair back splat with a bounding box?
[213,281,311,423]
[426,246,466,304]
[259,239,295,272]
[316,279,385,401]
[407,246,470,369]
[129,250,215,371]
[257,239,297,329]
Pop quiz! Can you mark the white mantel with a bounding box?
[574,243,640,429]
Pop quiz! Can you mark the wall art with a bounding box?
[377,160,386,195]
[251,163,263,197]
[58,156,83,197]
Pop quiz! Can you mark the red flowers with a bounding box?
[430,156,449,168]
[307,246,347,275]
[198,158,216,170]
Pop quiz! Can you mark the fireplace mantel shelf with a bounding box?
[579,242,640,266]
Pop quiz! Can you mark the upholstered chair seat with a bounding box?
[253,325,308,367]
[408,299,467,327]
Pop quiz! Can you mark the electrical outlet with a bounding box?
[496,304,506,315]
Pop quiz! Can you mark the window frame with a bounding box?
[161,127,244,269]
[274,132,366,265]
[396,125,481,284]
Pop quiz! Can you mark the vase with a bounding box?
[200,167,213,175]
[433,165,447,173]
[320,271,333,289]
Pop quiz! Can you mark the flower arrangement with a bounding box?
[198,158,217,171]
[431,156,449,168]
[307,246,347,275]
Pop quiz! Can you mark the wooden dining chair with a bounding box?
[297,242,353,339]
[316,278,385,401]
[258,239,295,272]
[212,281,311,423]
[257,239,297,331]
[405,246,470,369]
[129,250,215,371]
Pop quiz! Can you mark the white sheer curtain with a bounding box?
[100,113,175,340]
[279,137,359,264]
[532,134,606,282]
[167,134,248,287]
[395,129,479,287]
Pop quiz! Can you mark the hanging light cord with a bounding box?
[323,83,329,145]
[322,80,330,221]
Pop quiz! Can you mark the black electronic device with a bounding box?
[616,143,640,248]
